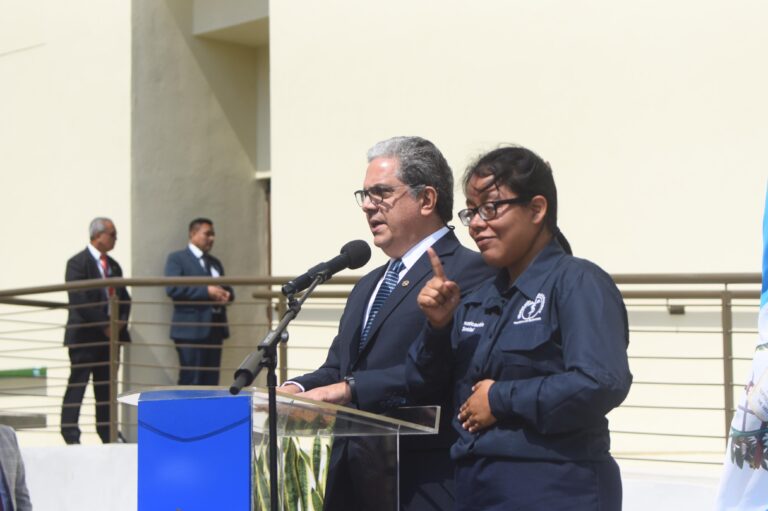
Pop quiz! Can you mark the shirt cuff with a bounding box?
[488,379,542,423]
[281,381,305,392]
[488,380,512,419]
[422,321,453,350]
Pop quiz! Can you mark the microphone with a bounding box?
[281,240,371,296]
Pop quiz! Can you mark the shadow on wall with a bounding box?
[160,0,269,172]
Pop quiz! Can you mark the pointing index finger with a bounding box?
[427,247,447,280]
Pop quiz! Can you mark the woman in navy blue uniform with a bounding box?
[407,146,632,510]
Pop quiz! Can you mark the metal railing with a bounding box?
[0,277,278,444]
[0,273,762,470]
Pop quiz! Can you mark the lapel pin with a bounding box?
[402,280,410,287]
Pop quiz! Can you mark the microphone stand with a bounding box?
[229,273,325,511]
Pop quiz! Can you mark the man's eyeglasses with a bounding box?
[354,184,408,207]
[457,197,530,226]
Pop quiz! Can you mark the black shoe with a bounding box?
[64,437,80,445]
[117,432,127,443]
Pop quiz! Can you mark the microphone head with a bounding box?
[341,240,371,269]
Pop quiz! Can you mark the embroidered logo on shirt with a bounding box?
[461,320,485,333]
[513,293,546,325]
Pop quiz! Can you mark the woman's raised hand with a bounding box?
[417,247,461,328]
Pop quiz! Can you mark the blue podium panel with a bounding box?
[138,394,252,511]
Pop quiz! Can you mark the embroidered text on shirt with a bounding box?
[462,320,485,333]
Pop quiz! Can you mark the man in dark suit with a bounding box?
[62,217,131,445]
[0,425,32,511]
[165,218,234,386]
[281,137,494,511]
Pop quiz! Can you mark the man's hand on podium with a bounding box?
[298,381,352,405]
[276,383,301,395]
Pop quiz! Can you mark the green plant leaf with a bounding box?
[311,488,324,511]
[255,442,271,511]
[283,438,300,511]
[296,448,311,510]
[312,436,322,484]
[321,442,332,495]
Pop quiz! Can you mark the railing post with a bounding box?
[276,295,288,384]
[108,294,120,443]
[721,291,734,442]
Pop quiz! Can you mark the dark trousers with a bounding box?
[324,437,396,511]
[323,437,455,511]
[455,456,622,511]
[61,344,111,444]
[400,448,455,510]
[174,337,223,386]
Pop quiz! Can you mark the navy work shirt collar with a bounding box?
[482,237,568,309]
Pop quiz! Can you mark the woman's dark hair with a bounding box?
[462,145,572,255]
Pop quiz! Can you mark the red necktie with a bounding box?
[100,254,115,297]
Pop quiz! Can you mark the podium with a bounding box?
[119,387,440,511]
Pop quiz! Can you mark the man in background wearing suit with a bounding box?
[61,217,131,445]
[281,137,494,511]
[165,218,234,386]
[0,425,32,511]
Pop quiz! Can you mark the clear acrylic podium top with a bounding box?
[119,386,440,438]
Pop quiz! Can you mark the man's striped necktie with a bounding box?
[359,259,404,350]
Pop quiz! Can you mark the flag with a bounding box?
[716,184,768,510]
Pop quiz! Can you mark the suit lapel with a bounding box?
[106,256,120,277]
[360,258,428,347]
[208,255,223,275]
[83,249,101,279]
[353,232,461,362]
[184,247,207,276]
[348,265,387,368]
[84,248,119,279]
[86,250,124,278]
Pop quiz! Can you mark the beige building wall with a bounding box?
[0,0,132,445]
[1,0,766,454]
[268,3,768,468]
[270,0,768,277]
[0,0,132,290]
[0,0,271,443]
[129,0,271,390]
[1,0,271,379]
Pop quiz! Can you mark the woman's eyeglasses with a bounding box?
[457,197,530,226]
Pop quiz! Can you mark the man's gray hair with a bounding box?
[367,136,454,223]
[89,217,113,239]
